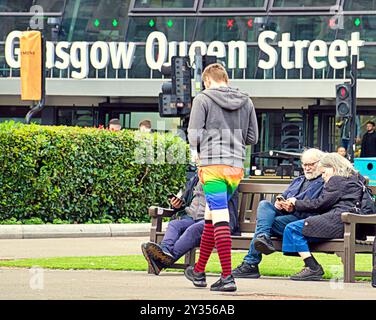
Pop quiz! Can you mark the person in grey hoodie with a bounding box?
[184,63,258,292]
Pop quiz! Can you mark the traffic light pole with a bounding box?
[194,47,203,96]
[349,54,358,162]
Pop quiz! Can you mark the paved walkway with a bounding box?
[0,269,375,300]
[0,236,375,300]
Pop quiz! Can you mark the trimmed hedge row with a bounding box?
[0,122,188,223]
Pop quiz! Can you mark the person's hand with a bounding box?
[281,200,295,213]
[190,150,200,165]
[286,197,297,205]
[170,197,183,209]
[274,200,284,211]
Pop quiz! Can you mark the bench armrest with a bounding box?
[148,206,176,218]
[341,212,376,224]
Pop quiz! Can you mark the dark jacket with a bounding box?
[360,131,376,157]
[294,175,363,239]
[281,175,325,219]
[188,87,259,168]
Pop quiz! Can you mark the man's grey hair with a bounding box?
[319,152,357,178]
[301,148,325,162]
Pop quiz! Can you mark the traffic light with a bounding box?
[159,56,192,118]
[336,83,352,117]
[173,56,192,116]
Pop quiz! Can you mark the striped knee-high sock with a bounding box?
[214,222,232,278]
[194,220,215,273]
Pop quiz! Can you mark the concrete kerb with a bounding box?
[0,223,168,239]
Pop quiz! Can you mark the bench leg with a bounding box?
[184,248,196,267]
[343,223,356,283]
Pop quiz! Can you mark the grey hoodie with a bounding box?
[188,86,259,168]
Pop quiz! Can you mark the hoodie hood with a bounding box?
[202,87,249,111]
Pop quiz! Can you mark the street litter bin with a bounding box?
[354,158,376,186]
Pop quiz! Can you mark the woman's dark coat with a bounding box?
[294,175,363,239]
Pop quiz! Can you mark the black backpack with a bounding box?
[351,180,376,215]
[351,178,376,241]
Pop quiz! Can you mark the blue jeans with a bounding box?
[282,220,323,253]
[160,218,204,260]
[243,200,299,265]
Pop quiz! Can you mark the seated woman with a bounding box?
[282,152,363,281]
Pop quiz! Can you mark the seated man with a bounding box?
[232,148,325,278]
[142,172,239,275]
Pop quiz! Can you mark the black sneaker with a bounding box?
[141,243,165,275]
[144,242,175,266]
[290,265,324,281]
[232,262,260,279]
[210,275,237,292]
[254,234,276,255]
[184,266,207,287]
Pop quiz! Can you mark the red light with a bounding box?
[247,18,253,28]
[337,86,349,99]
[227,19,234,29]
[328,18,336,28]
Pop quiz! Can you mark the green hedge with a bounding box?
[0,122,188,223]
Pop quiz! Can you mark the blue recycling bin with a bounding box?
[354,158,376,186]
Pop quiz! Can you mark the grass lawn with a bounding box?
[0,252,372,281]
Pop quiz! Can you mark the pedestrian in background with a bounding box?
[360,121,376,157]
[139,120,152,133]
[108,118,121,131]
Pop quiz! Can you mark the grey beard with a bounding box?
[305,171,321,180]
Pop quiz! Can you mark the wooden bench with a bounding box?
[149,182,376,283]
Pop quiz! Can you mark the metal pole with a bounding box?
[193,47,203,96]
[349,54,358,162]
[26,31,46,124]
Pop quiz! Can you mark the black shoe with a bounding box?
[184,266,207,287]
[290,265,324,281]
[232,262,260,279]
[144,242,175,266]
[254,234,276,255]
[210,275,237,292]
[141,243,165,275]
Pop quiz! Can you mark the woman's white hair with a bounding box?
[319,152,357,177]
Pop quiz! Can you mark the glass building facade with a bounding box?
[0,0,376,173]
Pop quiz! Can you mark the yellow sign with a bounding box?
[20,31,42,101]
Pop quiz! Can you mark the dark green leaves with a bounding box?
[0,122,189,223]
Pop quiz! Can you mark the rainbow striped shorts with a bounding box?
[198,165,244,211]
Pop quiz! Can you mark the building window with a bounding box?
[343,1,376,11]
[132,0,197,9]
[61,0,130,42]
[0,0,33,12]
[34,0,66,12]
[202,0,266,8]
[127,16,196,42]
[128,112,181,131]
[57,108,94,127]
[272,0,339,8]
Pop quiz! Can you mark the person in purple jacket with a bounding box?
[232,148,325,279]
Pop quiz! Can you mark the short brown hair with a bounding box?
[139,120,151,129]
[202,63,229,84]
[109,118,121,126]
